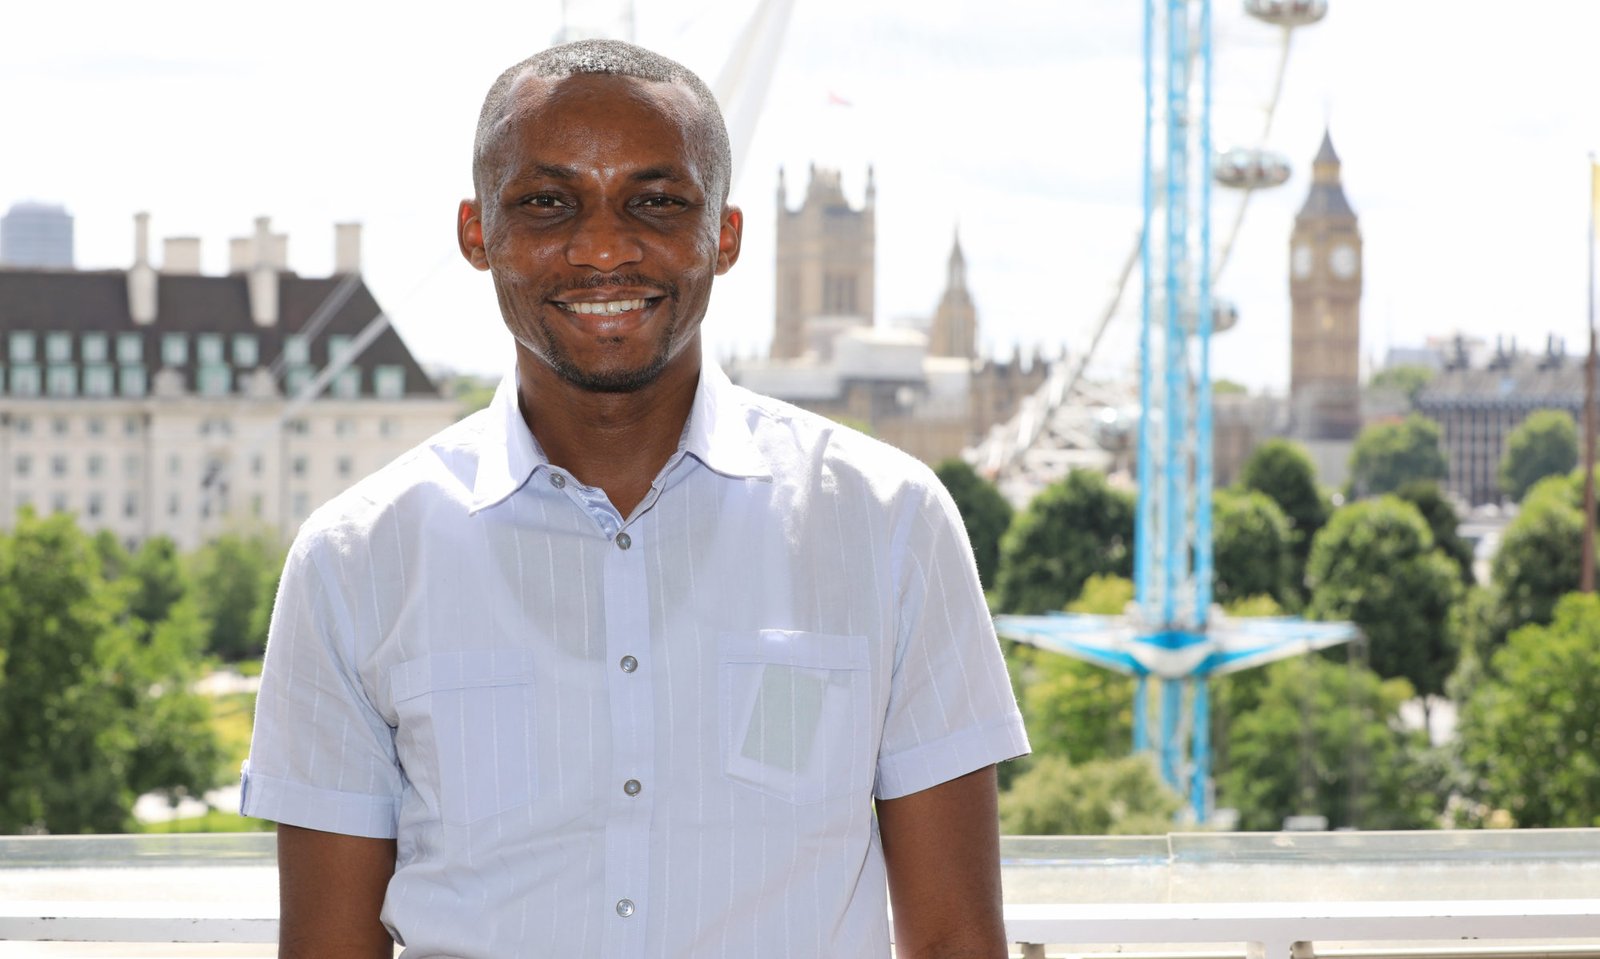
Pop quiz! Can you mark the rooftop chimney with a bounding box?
[128,212,157,324]
[334,222,362,274]
[247,216,279,326]
[161,237,202,275]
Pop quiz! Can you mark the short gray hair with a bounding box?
[472,40,732,204]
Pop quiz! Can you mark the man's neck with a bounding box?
[515,352,700,518]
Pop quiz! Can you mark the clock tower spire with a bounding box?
[1289,129,1363,440]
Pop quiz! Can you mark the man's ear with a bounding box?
[457,200,489,271]
[715,206,743,275]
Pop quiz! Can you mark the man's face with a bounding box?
[458,73,741,394]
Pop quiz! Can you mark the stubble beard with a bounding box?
[504,273,689,394]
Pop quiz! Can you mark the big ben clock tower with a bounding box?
[1289,130,1362,440]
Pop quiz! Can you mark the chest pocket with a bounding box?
[390,649,537,826]
[719,630,872,805]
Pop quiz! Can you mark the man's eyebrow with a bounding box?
[630,166,690,183]
[508,162,580,181]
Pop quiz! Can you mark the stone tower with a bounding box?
[928,229,977,360]
[1289,130,1362,440]
[771,165,876,360]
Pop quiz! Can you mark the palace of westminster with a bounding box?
[0,133,1585,551]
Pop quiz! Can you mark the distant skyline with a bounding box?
[4,0,1598,393]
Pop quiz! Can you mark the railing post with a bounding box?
[1019,943,1047,959]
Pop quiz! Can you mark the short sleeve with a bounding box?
[239,534,402,838]
[874,479,1030,800]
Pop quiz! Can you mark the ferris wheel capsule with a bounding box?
[1243,0,1328,27]
[1214,147,1291,189]
[1212,299,1240,334]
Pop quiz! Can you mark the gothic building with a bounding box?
[1289,130,1363,441]
[771,165,875,360]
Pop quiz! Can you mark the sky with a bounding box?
[4,0,1599,393]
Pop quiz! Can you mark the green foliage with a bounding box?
[999,754,1181,835]
[933,459,1013,591]
[126,537,189,626]
[1013,650,1135,767]
[1491,473,1585,636]
[1348,414,1448,498]
[1237,439,1328,595]
[1458,593,1600,827]
[1213,379,1248,396]
[1393,481,1475,585]
[1306,498,1460,698]
[1067,574,1134,615]
[189,528,286,662]
[1367,364,1436,403]
[0,512,221,833]
[995,471,1134,614]
[1499,409,1578,503]
[1212,489,1294,607]
[1215,655,1439,830]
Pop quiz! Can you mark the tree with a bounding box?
[1237,439,1328,594]
[189,527,286,661]
[0,512,221,833]
[125,536,189,626]
[1394,481,1475,585]
[1306,498,1460,699]
[1367,364,1436,403]
[1458,593,1600,827]
[1348,414,1448,498]
[1499,409,1578,503]
[1211,488,1294,607]
[933,458,1012,591]
[1491,473,1585,636]
[1215,655,1440,830]
[999,754,1181,835]
[995,470,1133,614]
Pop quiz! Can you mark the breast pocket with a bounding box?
[390,649,536,826]
[719,630,872,805]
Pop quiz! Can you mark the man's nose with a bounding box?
[565,207,644,270]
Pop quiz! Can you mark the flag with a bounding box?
[826,90,853,107]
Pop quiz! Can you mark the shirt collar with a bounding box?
[469,355,771,515]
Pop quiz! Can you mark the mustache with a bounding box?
[557,272,678,298]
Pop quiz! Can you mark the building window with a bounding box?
[45,332,72,363]
[292,492,309,517]
[379,417,396,438]
[125,454,141,478]
[198,365,232,396]
[9,332,35,363]
[52,416,68,436]
[84,365,114,397]
[11,365,40,397]
[82,334,108,363]
[249,454,263,477]
[284,334,310,366]
[292,456,308,478]
[234,334,259,367]
[286,367,313,397]
[161,333,188,366]
[14,455,30,477]
[51,455,67,477]
[124,415,142,437]
[251,493,263,517]
[117,333,143,364]
[120,366,147,397]
[337,456,353,479]
[328,334,352,364]
[334,418,354,437]
[87,493,103,519]
[333,367,360,399]
[375,365,405,399]
[14,415,30,436]
[51,492,68,514]
[47,366,77,397]
[198,334,224,366]
[86,417,105,436]
[124,492,139,519]
[200,417,233,437]
[285,418,309,436]
[88,454,103,477]
[168,493,180,517]
[168,453,182,476]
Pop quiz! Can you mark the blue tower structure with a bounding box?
[995,0,1355,822]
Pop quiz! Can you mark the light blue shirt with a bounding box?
[243,358,1029,958]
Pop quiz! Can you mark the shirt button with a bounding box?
[616,898,635,918]
[623,779,642,797]
[615,532,632,550]
[549,473,566,489]
[619,655,638,673]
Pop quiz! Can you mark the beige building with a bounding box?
[0,214,457,550]
[1289,130,1363,441]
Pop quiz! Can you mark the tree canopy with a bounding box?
[1499,409,1578,503]
[1367,364,1436,403]
[1458,593,1600,827]
[999,754,1181,836]
[1236,439,1328,594]
[189,527,285,662]
[1211,488,1294,607]
[1306,497,1460,699]
[1490,472,1588,636]
[1348,414,1448,498]
[933,458,1013,591]
[1393,481,1476,585]
[995,470,1133,614]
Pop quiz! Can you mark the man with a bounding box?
[242,39,1028,958]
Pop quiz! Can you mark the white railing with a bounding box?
[2,831,1598,957]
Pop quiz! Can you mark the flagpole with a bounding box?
[1582,153,1597,594]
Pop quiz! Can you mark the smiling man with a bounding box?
[242,39,1028,959]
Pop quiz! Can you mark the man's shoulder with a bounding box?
[293,409,491,552]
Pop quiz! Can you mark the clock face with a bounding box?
[1292,244,1313,279]
[1330,243,1358,279]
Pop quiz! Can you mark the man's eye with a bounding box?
[637,196,686,210]
[523,195,567,209]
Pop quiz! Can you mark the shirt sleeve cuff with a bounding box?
[873,712,1031,801]
[239,765,400,839]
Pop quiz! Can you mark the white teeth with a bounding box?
[563,299,648,315]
